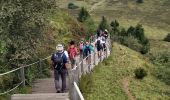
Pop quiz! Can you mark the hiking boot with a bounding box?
[56,89,61,93]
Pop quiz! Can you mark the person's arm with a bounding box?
[63,54,71,69]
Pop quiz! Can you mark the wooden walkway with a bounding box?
[11,41,111,100]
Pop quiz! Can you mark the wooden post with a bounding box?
[20,67,25,87]
[94,52,96,66]
[39,59,42,76]
[81,57,84,74]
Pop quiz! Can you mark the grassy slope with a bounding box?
[80,43,170,100]
[57,0,170,40]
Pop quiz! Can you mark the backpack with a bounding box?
[97,39,101,47]
[68,47,77,59]
[84,45,91,55]
[79,43,84,50]
[54,52,64,70]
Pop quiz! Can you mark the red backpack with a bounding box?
[68,47,77,59]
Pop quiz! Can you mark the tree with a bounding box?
[0,0,57,67]
[110,20,119,34]
[164,33,170,42]
[98,16,109,31]
[77,7,90,22]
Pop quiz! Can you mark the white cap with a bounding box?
[105,29,108,32]
[56,44,64,51]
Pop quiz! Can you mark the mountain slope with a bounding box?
[80,42,170,100]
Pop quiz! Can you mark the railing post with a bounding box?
[20,67,25,87]
[39,59,42,75]
[81,57,84,74]
[93,52,96,66]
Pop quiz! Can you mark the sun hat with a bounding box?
[105,29,108,32]
[56,44,64,51]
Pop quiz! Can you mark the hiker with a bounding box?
[68,40,78,68]
[104,29,108,39]
[83,41,94,65]
[51,44,69,93]
[79,40,84,59]
[101,34,107,52]
[95,36,102,58]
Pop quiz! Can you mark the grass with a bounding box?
[57,0,170,40]
[79,43,170,100]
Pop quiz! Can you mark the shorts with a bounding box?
[97,46,102,51]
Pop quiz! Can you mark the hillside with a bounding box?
[80,43,170,100]
[57,0,170,40]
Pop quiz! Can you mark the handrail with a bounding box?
[0,80,24,95]
[0,61,39,76]
[73,82,85,100]
[0,34,111,98]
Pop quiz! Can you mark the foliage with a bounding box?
[148,51,170,85]
[98,16,109,31]
[137,0,144,3]
[110,21,150,54]
[110,20,119,34]
[77,7,90,22]
[68,2,79,9]
[84,18,97,36]
[164,33,170,42]
[134,68,147,79]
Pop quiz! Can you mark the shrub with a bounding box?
[164,33,170,42]
[68,3,79,9]
[98,16,109,31]
[137,0,144,3]
[122,36,143,52]
[134,68,147,79]
[77,7,90,22]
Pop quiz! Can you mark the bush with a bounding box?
[134,68,147,79]
[68,3,79,9]
[164,33,170,42]
[137,0,144,3]
[77,7,90,22]
[98,16,109,31]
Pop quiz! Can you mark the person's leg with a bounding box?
[54,70,61,92]
[61,69,67,92]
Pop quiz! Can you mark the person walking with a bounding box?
[95,36,102,58]
[79,40,84,59]
[68,41,78,68]
[51,44,69,93]
[83,41,94,65]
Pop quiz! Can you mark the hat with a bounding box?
[56,44,64,51]
[105,29,108,32]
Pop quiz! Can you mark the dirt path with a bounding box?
[89,0,106,13]
[120,77,135,100]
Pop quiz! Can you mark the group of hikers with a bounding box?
[51,29,109,93]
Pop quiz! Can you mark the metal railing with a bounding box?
[68,37,111,100]
[0,35,112,100]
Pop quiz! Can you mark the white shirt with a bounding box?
[64,50,69,58]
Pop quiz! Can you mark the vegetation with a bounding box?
[164,33,170,42]
[0,0,88,98]
[110,20,150,54]
[77,7,90,22]
[80,43,170,100]
[68,2,79,9]
[134,68,147,79]
[98,16,109,31]
[137,0,144,3]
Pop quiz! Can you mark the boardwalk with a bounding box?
[11,39,111,100]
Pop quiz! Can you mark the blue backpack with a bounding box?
[53,52,64,70]
[85,45,91,55]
